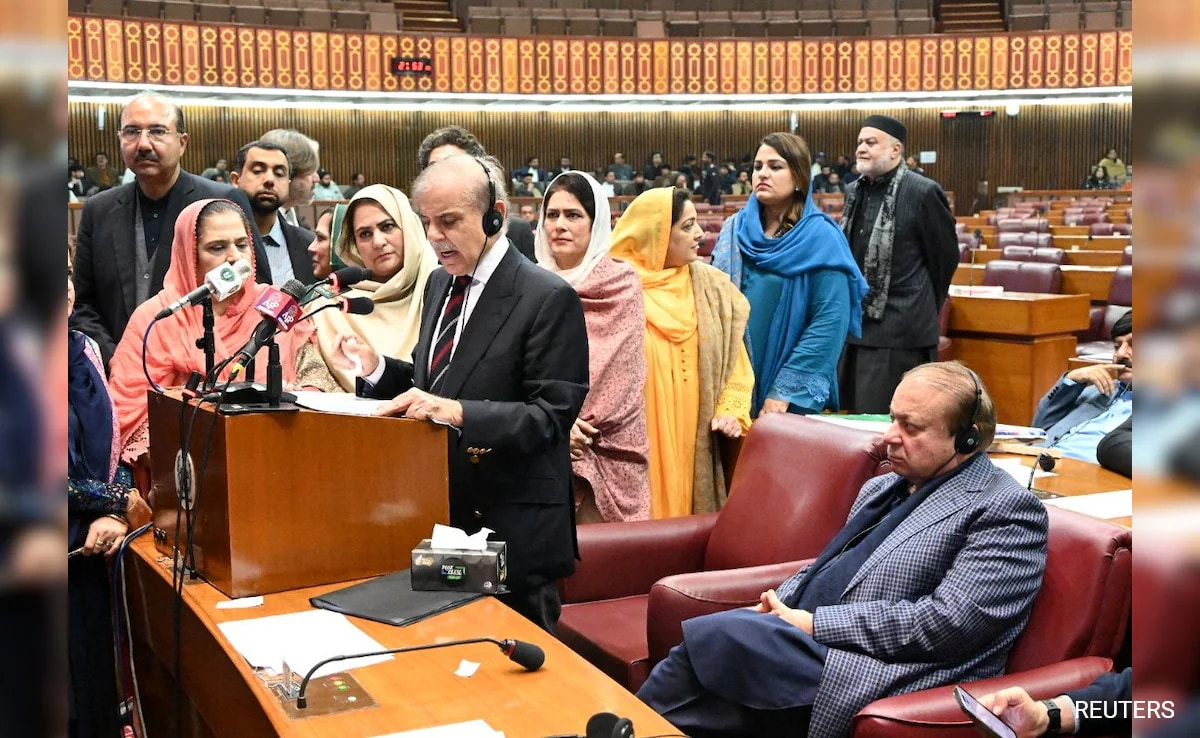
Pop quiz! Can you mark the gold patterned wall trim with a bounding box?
[67,16,1133,94]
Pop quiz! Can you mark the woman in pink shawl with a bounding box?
[108,199,321,463]
[534,172,650,523]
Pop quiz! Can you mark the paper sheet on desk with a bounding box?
[291,390,392,417]
[1043,489,1133,520]
[217,609,392,678]
[370,720,504,738]
[990,456,1055,481]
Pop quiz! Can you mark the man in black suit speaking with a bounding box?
[70,92,270,367]
[333,155,590,631]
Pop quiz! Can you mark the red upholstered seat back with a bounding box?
[1107,264,1132,305]
[983,260,1063,293]
[704,415,890,572]
[1005,507,1132,671]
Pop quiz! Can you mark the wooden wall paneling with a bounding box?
[67,102,1130,215]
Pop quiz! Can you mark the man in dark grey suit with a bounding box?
[333,155,589,632]
[70,92,270,367]
[838,114,959,413]
[230,140,315,286]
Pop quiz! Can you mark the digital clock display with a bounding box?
[390,57,434,76]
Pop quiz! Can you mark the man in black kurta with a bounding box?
[838,114,958,413]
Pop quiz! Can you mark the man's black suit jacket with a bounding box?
[1066,667,1132,735]
[278,219,317,284]
[70,170,270,366]
[362,243,589,592]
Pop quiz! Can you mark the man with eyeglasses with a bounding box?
[70,92,270,368]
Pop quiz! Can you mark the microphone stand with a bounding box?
[266,337,283,408]
[197,299,216,391]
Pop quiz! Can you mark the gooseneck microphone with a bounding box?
[155,258,252,319]
[299,265,374,305]
[1025,452,1056,494]
[295,637,544,709]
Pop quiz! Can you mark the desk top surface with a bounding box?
[131,538,676,738]
[991,452,1131,528]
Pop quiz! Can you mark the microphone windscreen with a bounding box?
[585,713,620,738]
[505,640,545,671]
[341,296,375,315]
[1037,453,1057,472]
[331,265,373,289]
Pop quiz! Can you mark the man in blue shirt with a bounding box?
[1033,310,1133,463]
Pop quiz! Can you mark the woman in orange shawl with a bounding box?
[108,198,321,462]
[609,187,753,518]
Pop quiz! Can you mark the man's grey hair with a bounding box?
[413,153,509,238]
[260,128,320,175]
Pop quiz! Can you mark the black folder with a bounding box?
[310,569,483,627]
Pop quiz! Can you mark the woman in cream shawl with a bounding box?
[609,187,753,518]
[108,199,319,462]
[313,185,438,391]
[534,171,650,523]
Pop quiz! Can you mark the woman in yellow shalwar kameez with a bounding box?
[609,187,754,518]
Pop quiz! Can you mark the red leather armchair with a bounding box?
[557,415,889,691]
[1076,265,1132,355]
[851,506,1131,736]
[983,260,1063,293]
[641,506,1131,737]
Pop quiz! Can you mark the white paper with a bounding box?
[217,609,392,678]
[215,596,263,609]
[990,456,1055,481]
[948,285,1004,297]
[1043,489,1133,520]
[370,720,504,738]
[292,390,392,417]
[455,659,481,677]
[431,524,494,552]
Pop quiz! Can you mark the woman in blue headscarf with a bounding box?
[712,132,868,417]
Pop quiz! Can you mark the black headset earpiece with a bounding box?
[476,157,504,238]
[955,368,983,455]
[585,712,634,738]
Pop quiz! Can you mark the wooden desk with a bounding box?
[972,249,1124,267]
[991,453,1132,529]
[952,264,1115,302]
[126,538,676,738]
[947,292,1089,425]
[1055,235,1131,252]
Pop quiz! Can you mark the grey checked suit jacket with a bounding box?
[805,453,1048,738]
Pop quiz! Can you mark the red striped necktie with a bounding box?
[429,275,471,393]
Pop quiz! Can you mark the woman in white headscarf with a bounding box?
[313,184,438,391]
[534,172,651,523]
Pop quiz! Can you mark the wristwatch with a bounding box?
[1041,698,1062,735]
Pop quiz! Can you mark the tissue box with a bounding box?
[410,540,507,594]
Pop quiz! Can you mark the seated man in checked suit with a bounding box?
[637,361,1049,738]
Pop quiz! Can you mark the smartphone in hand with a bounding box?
[954,685,1018,738]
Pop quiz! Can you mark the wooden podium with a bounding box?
[147,392,449,598]
[948,292,1090,426]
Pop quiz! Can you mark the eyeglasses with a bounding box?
[119,125,176,142]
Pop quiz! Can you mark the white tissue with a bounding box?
[430,524,494,552]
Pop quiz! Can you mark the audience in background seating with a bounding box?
[609,187,753,519]
[512,156,548,184]
[535,171,651,523]
[1083,164,1114,190]
[342,171,366,199]
[550,156,573,179]
[312,168,344,201]
[84,151,120,193]
[514,173,543,198]
[600,170,617,197]
[643,151,668,181]
[199,157,228,182]
[607,152,634,181]
[1097,147,1125,182]
[729,170,752,196]
[713,132,868,418]
[904,155,925,175]
[637,361,1048,738]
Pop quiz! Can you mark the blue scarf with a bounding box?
[719,194,868,412]
[68,330,113,482]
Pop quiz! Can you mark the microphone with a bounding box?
[338,296,375,315]
[299,265,374,306]
[229,279,306,375]
[154,258,252,319]
[967,238,979,292]
[1025,452,1056,494]
[295,637,544,708]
